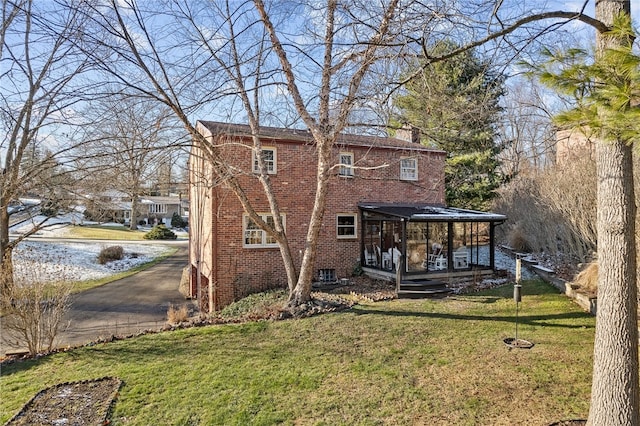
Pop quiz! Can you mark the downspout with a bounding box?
[359,209,364,268]
[194,157,202,308]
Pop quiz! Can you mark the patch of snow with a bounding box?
[12,241,171,283]
[10,213,84,237]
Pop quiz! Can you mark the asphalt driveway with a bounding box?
[55,243,189,348]
[30,243,190,353]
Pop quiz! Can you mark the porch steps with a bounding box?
[397,279,452,299]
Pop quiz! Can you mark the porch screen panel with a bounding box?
[406,222,428,272]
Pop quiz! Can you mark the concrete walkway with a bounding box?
[2,243,189,356]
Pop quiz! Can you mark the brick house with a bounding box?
[189,121,506,309]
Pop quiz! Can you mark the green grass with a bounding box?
[66,225,147,240]
[0,280,594,425]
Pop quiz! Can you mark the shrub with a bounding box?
[144,224,177,240]
[138,219,147,226]
[1,262,72,356]
[167,304,190,324]
[572,262,598,298]
[171,212,187,228]
[40,201,59,217]
[97,246,124,264]
[507,225,531,253]
[493,156,597,262]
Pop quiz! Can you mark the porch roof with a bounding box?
[358,202,506,223]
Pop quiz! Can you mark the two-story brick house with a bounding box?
[189,121,506,310]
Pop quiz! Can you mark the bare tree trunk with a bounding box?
[588,1,639,424]
[130,196,139,231]
[288,139,333,305]
[0,201,10,272]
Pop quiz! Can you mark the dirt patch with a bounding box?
[6,377,122,426]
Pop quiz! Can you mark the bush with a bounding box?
[138,219,147,226]
[507,225,532,253]
[144,225,177,240]
[571,262,598,298]
[171,212,187,228]
[1,263,72,356]
[40,201,59,217]
[167,304,190,324]
[97,246,124,264]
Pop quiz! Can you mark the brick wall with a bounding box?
[191,128,446,308]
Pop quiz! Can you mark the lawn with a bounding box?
[66,225,148,240]
[0,280,594,425]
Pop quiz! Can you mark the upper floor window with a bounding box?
[339,152,354,177]
[253,147,277,174]
[400,157,418,181]
[337,214,357,239]
[243,214,284,248]
[149,204,167,214]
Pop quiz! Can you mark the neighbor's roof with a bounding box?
[140,196,182,205]
[358,202,507,223]
[197,120,445,154]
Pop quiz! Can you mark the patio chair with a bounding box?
[364,245,377,267]
[453,246,469,269]
[424,243,446,270]
[390,247,401,270]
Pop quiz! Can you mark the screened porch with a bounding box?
[359,203,506,279]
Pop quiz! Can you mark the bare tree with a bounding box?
[0,260,72,355]
[76,0,624,312]
[77,0,422,309]
[497,77,558,175]
[0,0,93,288]
[81,96,180,230]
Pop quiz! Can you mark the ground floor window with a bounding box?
[337,214,357,238]
[243,214,284,248]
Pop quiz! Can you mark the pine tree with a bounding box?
[393,41,505,210]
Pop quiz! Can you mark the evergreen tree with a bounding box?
[393,41,506,210]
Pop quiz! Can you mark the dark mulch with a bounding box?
[6,377,122,426]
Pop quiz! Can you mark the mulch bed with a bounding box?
[6,377,122,426]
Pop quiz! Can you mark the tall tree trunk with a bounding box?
[130,196,139,231]
[0,201,14,293]
[288,139,332,306]
[588,1,638,424]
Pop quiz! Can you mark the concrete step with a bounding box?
[397,288,452,298]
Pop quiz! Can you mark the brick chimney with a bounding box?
[396,125,421,143]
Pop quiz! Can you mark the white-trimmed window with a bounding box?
[339,152,354,177]
[400,157,418,181]
[253,147,277,174]
[243,214,284,248]
[337,214,357,239]
[149,204,167,214]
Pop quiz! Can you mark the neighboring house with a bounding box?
[189,121,506,310]
[83,191,188,227]
[83,190,131,223]
[139,195,187,226]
